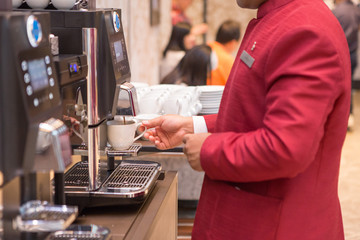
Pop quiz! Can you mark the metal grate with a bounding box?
[106,143,142,157]
[64,162,90,187]
[22,210,74,221]
[47,233,103,240]
[105,164,157,189]
[46,225,110,240]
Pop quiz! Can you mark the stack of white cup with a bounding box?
[52,0,76,9]
[13,0,76,9]
[136,84,203,117]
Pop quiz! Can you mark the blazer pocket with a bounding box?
[209,183,283,240]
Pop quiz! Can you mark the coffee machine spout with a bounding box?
[35,118,72,173]
[34,118,72,205]
[116,82,140,116]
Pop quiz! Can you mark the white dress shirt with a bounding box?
[192,116,208,133]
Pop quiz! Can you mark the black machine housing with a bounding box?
[0,11,62,184]
[50,9,131,125]
[0,11,63,239]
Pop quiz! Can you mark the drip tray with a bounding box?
[64,160,161,208]
[15,201,78,232]
[46,224,110,240]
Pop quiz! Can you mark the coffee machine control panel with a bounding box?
[110,37,129,75]
[109,11,130,82]
[18,47,61,117]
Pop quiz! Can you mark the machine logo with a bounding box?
[26,15,43,48]
[112,12,121,33]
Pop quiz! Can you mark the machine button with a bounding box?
[24,73,30,84]
[45,55,50,64]
[49,92,53,100]
[69,63,79,74]
[49,78,55,87]
[26,85,33,96]
[47,66,52,76]
[27,16,43,48]
[33,98,39,107]
[113,12,121,32]
[21,61,28,71]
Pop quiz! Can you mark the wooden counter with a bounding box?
[73,171,178,240]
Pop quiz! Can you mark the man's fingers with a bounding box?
[144,128,156,138]
[142,116,163,129]
[182,134,190,144]
[182,134,191,155]
[155,140,168,150]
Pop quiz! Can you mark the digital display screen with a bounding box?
[113,40,124,63]
[28,58,48,91]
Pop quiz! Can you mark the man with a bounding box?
[143,0,350,239]
[332,0,360,130]
[208,20,241,85]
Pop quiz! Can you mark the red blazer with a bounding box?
[193,0,351,239]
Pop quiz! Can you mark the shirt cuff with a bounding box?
[192,116,208,133]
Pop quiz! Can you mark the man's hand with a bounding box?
[141,115,194,150]
[183,133,211,172]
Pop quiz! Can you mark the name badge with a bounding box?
[240,50,255,68]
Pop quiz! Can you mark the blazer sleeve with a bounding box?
[200,26,349,182]
[203,114,218,133]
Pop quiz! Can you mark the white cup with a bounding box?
[150,84,185,92]
[190,102,202,116]
[107,119,147,150]
[163,93,192,116]
[163,97,181,115]
[26,0,49,8]
[134,114,160,140]
[139,94,166,114]
[178,97,192,116]
[12,0,23,8]
[51,0,76,9]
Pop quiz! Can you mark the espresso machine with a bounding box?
[39,4,162,209]
[0,11,78,239]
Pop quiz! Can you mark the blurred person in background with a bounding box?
[160,22,196,80]
[333,0,360,130]
[208,20,241,85]
[171,0,208,37]
[161,44,213,86]
[143,0,351,239]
